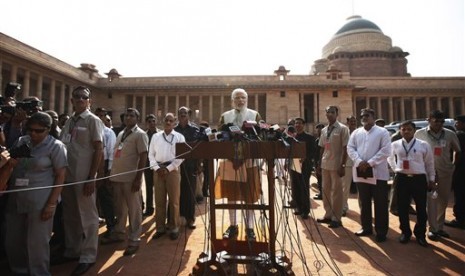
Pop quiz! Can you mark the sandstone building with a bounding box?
[1,15,464,129]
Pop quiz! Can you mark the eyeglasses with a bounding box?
[72,95,89,100]
[27,128,48,134]
[432,119,445,124]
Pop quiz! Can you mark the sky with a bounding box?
[1,0,464,77]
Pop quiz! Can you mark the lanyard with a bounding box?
[163,133,174,145]
[402,138,416,157]
[427,130,444,144]
[68,116,80,134]
[326,125,336,140]
[121,129,133,143]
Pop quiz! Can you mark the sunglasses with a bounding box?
[72,95,89,100]
[27,128,48,134]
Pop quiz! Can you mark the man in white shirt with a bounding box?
[388,120,435,247]
[149,113,185,240]
[347,108,391,242]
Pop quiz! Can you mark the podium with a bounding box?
[176,140,306,275]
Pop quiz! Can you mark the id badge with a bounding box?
[15,178,29,187]
[434,146,442,156]
[324,142,331,150]
[402,159,410,170]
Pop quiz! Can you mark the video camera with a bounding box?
[0,82,43,115]
[9,143,32,159]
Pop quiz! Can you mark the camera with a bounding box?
[9,143,32,159]
[16,100,43,115]
[4,82,21,98]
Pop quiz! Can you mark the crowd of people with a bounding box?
[0,82,464,275]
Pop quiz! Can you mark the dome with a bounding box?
[321,15,392,58]
[335,15,383,35]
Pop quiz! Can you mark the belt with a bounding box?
[397,172,424,178]
[158,161,172,166]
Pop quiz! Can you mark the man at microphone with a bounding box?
[215,88,262,241]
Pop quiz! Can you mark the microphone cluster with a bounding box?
[200,121,298,147]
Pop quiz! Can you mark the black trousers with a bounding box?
[291,170,310,215]
[357,180,389,236]
[452,168,465,222]
[396,173,427,238]
[144,166,154,211]
[179,162,197,222]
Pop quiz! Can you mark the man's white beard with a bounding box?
[235,105,247,112]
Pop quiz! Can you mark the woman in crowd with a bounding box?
[5,111,67,276]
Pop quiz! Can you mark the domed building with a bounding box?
[312,15,409,77]
[0,15,464,130]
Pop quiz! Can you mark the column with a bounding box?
[198,96,203,122]
[400,97,405,120]
[49,79,56,111]
[255,94,259,112]
[36,75,43,100]
[366,96,370,108]
[23,70,30,98]
[377,97,382,117]
[412,97,417,119]
[59,82,65,114]
[164,96,168,115]
[10,65,17,82]
[425,97,431,116]
[209,95,213,124]
[388,97,393,123]
[316,93,321,124]
[437,97,442,110]
[0,60,3,88]
[449,97,454,117]
[462,98,465,116]
[142,95,146,120]
[155,95,159,118]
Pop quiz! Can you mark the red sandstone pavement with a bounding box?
[1,173,464,275]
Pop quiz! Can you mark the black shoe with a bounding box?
[316,217,332,224]
[71,263,95,276]
[187,221,197,229]
[313,194,322,200]
[445,219,465,229]
[143,209,154,216]
[123,245,139,256]
[342,210,347,217]
[245,228,256,241]
[170,231,179,240]
[152,231,166,240]
[427,231,439,241]
[355,229,373,236]
[417,237,428,247]
[223,225,239,239]
[376,235,387,243]
[50,255,79,266]
[436,230,450,238]
[399,234,411,244]
[390,210,399,216]
[293,211,302,216]
[328,221,342,228]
